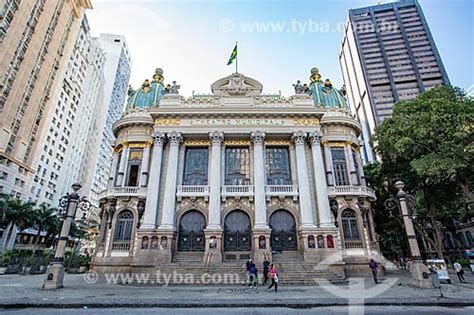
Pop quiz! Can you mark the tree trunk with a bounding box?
[1,221,13,253]
[31,227,43,257]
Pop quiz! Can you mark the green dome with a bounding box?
[127,68,166,109]
[308,67,349,110]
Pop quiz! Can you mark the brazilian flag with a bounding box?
[227,43,237,65]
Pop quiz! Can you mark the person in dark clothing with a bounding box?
[249,264,258,287]
[369,259,378,284]
[262,258,270,285]
[244,258,255,286]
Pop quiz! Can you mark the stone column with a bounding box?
[308,132,334,227]
[208,131,224,229]
[139,143,152,187]
[323,143,335,186]
[158,132,182,229]
[354,148,366,186]
[141,133,166,229]
[251,131,268,228]
[292,131,315,228]
[344,141,358,185]
[116,143,130,187]
[108,151,119,187]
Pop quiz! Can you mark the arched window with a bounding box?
[341,210,360,240]
[457,232,467,248]
[466,231,473,247]
[113,210,134,242]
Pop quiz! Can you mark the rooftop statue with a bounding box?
[293,80,310,94]
[165,81,181,94]
[127,68,168,109]
[308,67,349,110]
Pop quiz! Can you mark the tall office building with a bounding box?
[339,0,449,162]
[87,34,131,208]
[0,0,92,198]
[28,14,106,207]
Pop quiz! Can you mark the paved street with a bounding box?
[1,306,474,315]
[0,270,473,310]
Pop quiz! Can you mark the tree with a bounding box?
[31,203,58,256]
[370,85,473,258]
[0,198,35,253]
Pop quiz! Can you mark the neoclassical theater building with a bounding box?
[92,67,381,277]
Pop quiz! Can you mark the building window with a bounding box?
[352,149,361,185]
[341,210,360,240]
[113,210,134,242]
[466,231,473,247]
[183,148,208,185]
[225,147,250,185]
[266,147,291,185]
[126,149,142,186]
[331,148,350,186]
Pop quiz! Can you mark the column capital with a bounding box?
[167,131,183,145]
[308,132,322,146]
[250,131,265,145]
[291,131,307,145]
[152,132,167,146]
[209,131,224,145]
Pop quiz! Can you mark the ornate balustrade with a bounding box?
[344,240,364,250]
[111,242,131,252]
[99,186,147,199]
[327,185,376,200]
[221,185,254,201]
[265,185,299,201]
[176,185,210,201]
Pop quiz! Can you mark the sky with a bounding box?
[88,0,474,96]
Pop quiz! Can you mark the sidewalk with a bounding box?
[0,270,473,309]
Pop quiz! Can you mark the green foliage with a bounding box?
[368,86,474,258]
[458,259,470,268]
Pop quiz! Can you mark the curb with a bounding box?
[2,300,474,309]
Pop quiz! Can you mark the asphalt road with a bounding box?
[1,307,474,315]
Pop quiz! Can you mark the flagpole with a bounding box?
[235,41,238,73]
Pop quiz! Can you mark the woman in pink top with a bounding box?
[268,264,278,292]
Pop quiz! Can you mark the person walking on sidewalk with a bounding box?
[268,264,279,292]
[454,261,466,283]
[369,259,379,284]
[262,257,270,285]
[243,258,254,286]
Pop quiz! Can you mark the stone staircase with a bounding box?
[271,252,347,285]
[128,252,346,286]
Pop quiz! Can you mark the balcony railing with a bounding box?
[265,185,298,200]
[99,186,147,199]
[111,242,131,251]
[344,240,364,250]
[221,185,254,200]
[327,185,376,199]
[176,185,210,200]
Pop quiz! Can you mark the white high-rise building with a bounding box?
[87,34,131,208]
[28,15,106,207]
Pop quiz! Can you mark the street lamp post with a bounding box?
[42,183,91,290]
[385,181,433,288]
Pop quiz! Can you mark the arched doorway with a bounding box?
[224,210,251,251]
[178,210,205,251]
[269,210,297,251]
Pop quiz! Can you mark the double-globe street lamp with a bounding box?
[384,181,434,288]
[42,183,92,290]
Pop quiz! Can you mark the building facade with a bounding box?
[339,0,449,162]
[0,0,92,198]
[93,68,380,277]
[87,34,131,210]
[28,14,106,207]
